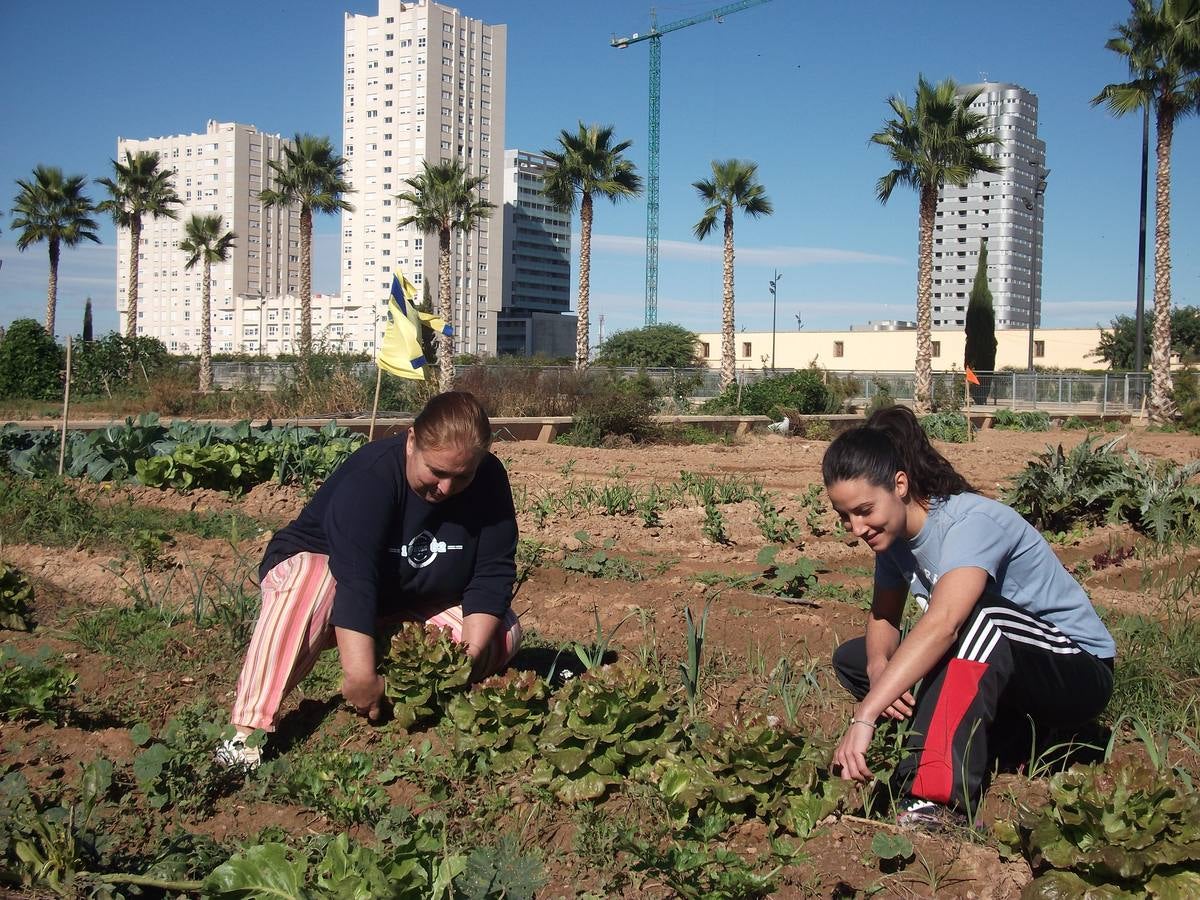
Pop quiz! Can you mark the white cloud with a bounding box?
[585,233,906,266]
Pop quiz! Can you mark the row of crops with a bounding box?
[0,414,366,493]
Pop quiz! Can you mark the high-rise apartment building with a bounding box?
[341,0,506,357]
[114,120,302,351]
[932,82,1046,329]
[499,149,574,357]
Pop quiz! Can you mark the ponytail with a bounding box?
[821,406,974,502]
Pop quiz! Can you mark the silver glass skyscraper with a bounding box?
[932,82,1046,330]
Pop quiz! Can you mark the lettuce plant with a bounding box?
[380,622,473,730]
[0,645,75,724]
[655,715,845,836]
[447,670,549,773]
[533,662,682,803]
[0,563,34,631]
[996,760,1200,896]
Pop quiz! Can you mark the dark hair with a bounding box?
[413,391,492,453]
[821,405,974,502]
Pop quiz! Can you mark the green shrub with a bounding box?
[560,373,659,446]
[0,646,75,723]
[0,319,62,400]
[993,409,1051,431]
[920,411,969,443]
[703,369,836,416]
[1062,415,1087,430]
[1174,368,1200,433]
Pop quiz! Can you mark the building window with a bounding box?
[700,342,710,358]
[742,342,752,358]
[833,341,844,358]
[1034,340,1045,358]
[932,341,942,358]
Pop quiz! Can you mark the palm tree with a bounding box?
[97,151,181,338]
[871,76,1001,413]
[179,215,236,392]
[11,166,101,337]
[1094,0,1200,423]
[260,134,353,359]
[543,123,642,369]
[396,159,494,389]
[693,159,773,390]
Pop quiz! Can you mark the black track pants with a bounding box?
[832,595,1114,809]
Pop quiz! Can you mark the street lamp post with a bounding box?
[1023,169,1050,376]
[768,270,782,371]
[1134,102,1150,382]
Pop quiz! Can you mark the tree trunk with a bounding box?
[719,206,736,391]
[576,191,593,370]
[913,185,937,414]
[200,258,213,392]
[438,226,454,391]
[1148,98,1175,424]
[46,238,60,337]
[125,217,142,338]
[299,206,313,359]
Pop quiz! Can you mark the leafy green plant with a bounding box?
[796,483,831,537]
[920,411,969,443]
[635,486,665,527]
[263,749,388,826]
[995,759,1200,896]
[766,658,822,727]
[702,502,729,544]
[992,409,1051,431]
[0,563,35,631]
[561,532,643,581]
[620,815,788,900]
[571,604,635,672]
[533,662,682,803]
[870,831,915,868]
[453,834,547,900]
[379,622,473,730]
[0,645,75,723]
[0,759,114,893]
[1061,415,1087,430]
[752,493,801,544]
[679,599,713,716]
[130,703,252,814]
[752,545,818,600]
[655,716,845,836]
[597,482,636,516]
[447,670,550,773]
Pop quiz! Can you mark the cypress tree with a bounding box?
[82,298,93,342]
[964,238,996,402]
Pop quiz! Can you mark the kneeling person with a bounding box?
[220,391,522,768]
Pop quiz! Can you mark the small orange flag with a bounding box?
[965,366,981,386]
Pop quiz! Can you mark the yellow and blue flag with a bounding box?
[377,269,453,380]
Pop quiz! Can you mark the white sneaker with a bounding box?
[215,734,263,771]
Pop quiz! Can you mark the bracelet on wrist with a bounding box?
[849,718,877,730]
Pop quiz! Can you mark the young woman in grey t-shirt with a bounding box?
[821,406,1115,828]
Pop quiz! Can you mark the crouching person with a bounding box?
[219,391,522,769]
[822,406,1115,827]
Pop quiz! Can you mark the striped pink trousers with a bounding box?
[231,551,522,732]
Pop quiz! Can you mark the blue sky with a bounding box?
[2,0,1197,342]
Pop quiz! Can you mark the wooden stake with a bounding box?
[965,371,973,442]
[368,364,383,441]
[58,336,73,476]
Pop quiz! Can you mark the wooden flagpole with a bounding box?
[58,336,73,476]
[369,364,383,441]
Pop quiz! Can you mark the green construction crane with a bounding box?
[612,0,773,325]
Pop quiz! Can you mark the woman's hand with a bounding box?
[341,672,385,721]
[833,718,876,782]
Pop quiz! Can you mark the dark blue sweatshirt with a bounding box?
[260,431,517,635]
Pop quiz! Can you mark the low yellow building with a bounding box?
[694,327,1106,372]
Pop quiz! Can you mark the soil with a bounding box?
[3,425,1199,898]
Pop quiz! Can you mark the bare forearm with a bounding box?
[461,612,502,680]
[864,615,901,670]
[857,612,958,721]
[335,626,377,679]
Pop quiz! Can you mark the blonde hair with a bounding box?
[412,391,492,453]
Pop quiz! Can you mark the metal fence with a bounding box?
[210,360,1149,415]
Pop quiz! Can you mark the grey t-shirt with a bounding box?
[874,492,1117,659]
